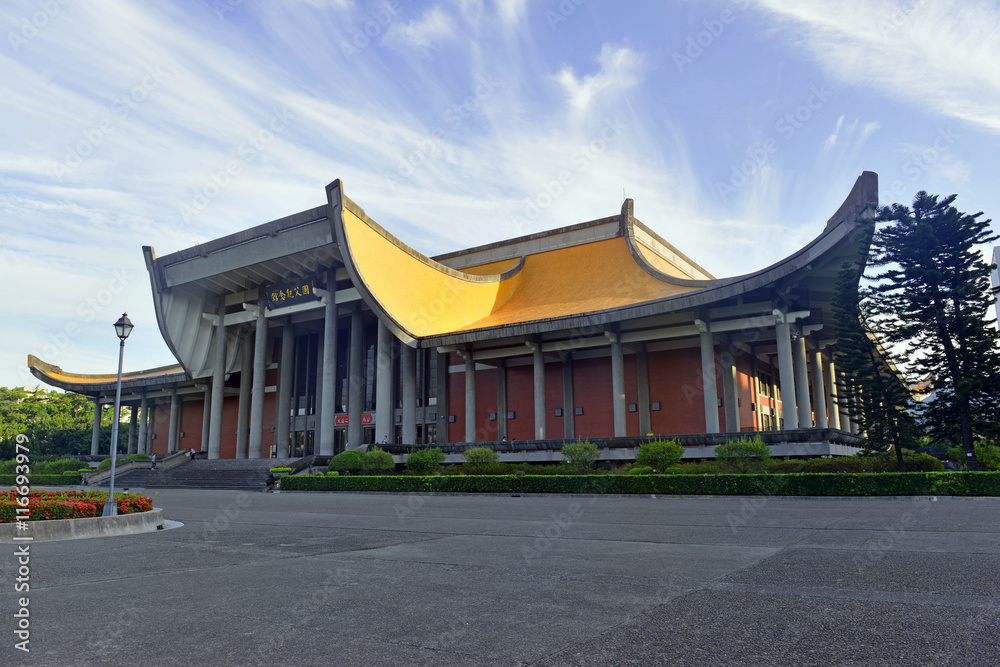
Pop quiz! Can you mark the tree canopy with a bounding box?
[0,387,127,460]
[865,192,1000,466]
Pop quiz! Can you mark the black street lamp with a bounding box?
[103,313,134,517]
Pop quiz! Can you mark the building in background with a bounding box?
[29,173,882,460]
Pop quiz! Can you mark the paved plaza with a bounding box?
[3,489,999,666]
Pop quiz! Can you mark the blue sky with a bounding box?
[1,0,998,388]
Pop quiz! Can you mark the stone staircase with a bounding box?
[95,458,303,492]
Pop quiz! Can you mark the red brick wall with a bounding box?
[571,357,614,440]
[475,367,499,443]
[737,353,755,429]
[624,354,639,436]
[218,395,240,459]
[149,400,169,454]
[178,398,205,452]
[447,368,464,443]
[505,364,534,441]
[544,361,564,440]
[647,347,709,435]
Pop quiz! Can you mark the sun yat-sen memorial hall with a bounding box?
[29,173,880,461]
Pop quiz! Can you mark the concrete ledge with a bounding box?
[0,508,165,543]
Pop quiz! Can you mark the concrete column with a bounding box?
[144,399,155,454]
[793,336,812,427]
[374,320,393,446]
[562,353,575,440]
[532,344,546,440]
[276,321,295,456]
[462,351,476,443]
[610,335,626,437]
[137,394,149,456]
[200,386,211,452]
[319,273,339,455]
[435,350,449,444]
[721,338,740,432]
[248,308,269,458]
[697,322,720,433]
[849,386,861,434]
[208,294,228,459]
[496,360,508,441]
[401,343,417,444]
[167,386,180,453]
[636,345,651,436]
[236,333,253,458]
[811,349,828,428]
[775,317,798,430]
[126,404,137,455]
[347,306,364,449]
[314,337,324,452]
[837,371,853,432]
[90,399,102,456]
[826,358,841,430]
[750,345,761,431]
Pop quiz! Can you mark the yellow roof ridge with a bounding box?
[27,354,184,385]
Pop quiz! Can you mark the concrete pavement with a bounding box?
[2,490,998,666]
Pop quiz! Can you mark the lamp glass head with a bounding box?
[114,313,134,341]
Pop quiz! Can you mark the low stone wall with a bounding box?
[0,508,164,543]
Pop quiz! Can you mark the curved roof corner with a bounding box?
[27,354,186,396]
[326,179,525,342]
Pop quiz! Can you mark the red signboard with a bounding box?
[334,413,374,426]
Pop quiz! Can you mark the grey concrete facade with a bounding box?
[31,172,887,457]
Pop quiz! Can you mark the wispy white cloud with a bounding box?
[1,0,997,389]
[555,44,647,113]
[495,0,527,26]
[382,6,459,51]
[822,115,879,153]
[751,0,1000,135]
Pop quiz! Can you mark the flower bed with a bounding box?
[0,490,153,522]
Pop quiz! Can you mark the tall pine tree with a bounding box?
[832,235,917,471]
[867,192,1000,468]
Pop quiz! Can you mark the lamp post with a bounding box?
[103,313,134,517]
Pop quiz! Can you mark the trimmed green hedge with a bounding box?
[280,472,1000,496]
[0,472,83,486]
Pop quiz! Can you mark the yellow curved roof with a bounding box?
[27,354,184,387]
[456,237,697,330]
[340,207,523,337]
[336,193,703,339]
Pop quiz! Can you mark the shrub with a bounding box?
[362,447,395,473]
[328,450,365,474]
[326,471,339,476]
[975,441,1000,471]
[945,446,965,467]
[714,436,771,473]
[636,440,684,471]
[269,467,293,473]
[562,440,599,473]
[124,454,150,462]
[97,458,114,470]
[35,459,83,474]
[406,448,445,474]
[462,447,499,474]
[278,472,1000,496]
[627,466,653,475]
